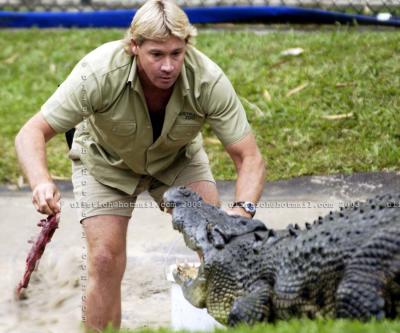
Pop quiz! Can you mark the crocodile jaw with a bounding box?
[173,257,208,309]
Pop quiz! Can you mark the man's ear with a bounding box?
[131,39,139,55]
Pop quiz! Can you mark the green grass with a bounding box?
[101,318,400,333]
[1,28,400,184]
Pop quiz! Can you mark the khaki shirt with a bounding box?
[42,40,251,194]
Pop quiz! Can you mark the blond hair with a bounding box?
[123,0,197,55]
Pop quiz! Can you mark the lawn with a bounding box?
[102,318,400,333]
[0,28,399,184]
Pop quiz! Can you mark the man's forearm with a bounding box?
[234,154,266,203]
[15,114,61,215]
[15,126,52,189]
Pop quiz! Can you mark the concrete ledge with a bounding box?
[2,171,399,201]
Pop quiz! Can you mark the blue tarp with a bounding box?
[0,6,399,28]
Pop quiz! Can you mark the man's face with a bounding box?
[131,36,186,90]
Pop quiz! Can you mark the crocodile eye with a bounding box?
[206,224,213,242]
[206,223,226,249]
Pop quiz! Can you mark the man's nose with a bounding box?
[161,57,174,72]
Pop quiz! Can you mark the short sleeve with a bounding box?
[41,60,102,133]
[203,73,251,146]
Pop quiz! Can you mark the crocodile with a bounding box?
[163,187,400,326]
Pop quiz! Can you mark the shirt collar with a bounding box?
[127,56,139,91]
[180,62,190,96]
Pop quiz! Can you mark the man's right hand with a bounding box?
[32,182,61,215]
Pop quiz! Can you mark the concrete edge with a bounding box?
[1,171,399,202]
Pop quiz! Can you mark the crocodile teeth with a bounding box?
[175,260,200,280]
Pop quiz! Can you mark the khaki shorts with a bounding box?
[71,149,215,222]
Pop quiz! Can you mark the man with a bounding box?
[15,0,265,331]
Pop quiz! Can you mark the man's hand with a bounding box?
[32,182,61,215]
[225,207,252,219]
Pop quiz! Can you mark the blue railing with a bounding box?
[0,6,399,28]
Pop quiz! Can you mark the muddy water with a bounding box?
[0,248,82,333]
[0,194,183,332]
[0,193,84,332]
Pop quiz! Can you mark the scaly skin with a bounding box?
[164,187,400,326]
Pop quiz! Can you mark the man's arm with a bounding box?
[15,112,61,215]
[224,132,266,218]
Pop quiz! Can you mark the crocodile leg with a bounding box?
[336,227,400,319]
[228,282,271,326]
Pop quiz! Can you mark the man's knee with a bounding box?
[89,246,126,281]
[83,215,129,281]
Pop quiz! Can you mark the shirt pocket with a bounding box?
[167,124,201,142]
[110,122,137,136]
[93,116,137,136]
[91,119,137,155]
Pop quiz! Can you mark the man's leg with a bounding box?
[83,215,129,332]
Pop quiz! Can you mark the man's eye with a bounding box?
[151,53,162,58]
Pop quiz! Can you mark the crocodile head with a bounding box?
[163,186,268,255]
[163,186,270,322]
[164,187,274,324]
[163,186,220,255]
